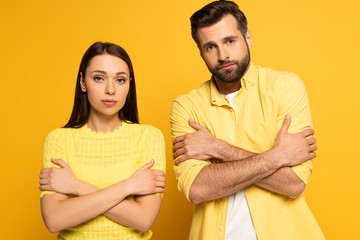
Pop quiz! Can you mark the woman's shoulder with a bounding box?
[43,128,67,148]
[44,127,79,142]
[125,123,164,138]
[45,128,65,140]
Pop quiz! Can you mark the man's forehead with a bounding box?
[197,14,242,44]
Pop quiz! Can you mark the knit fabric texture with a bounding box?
[41,122,166,240]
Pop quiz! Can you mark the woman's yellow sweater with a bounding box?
[41,122,166,240]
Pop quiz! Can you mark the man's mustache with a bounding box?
[216,60,239,70]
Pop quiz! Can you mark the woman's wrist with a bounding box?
[73,179,98,196]
[120,178,133,196]
[72,179,83,196]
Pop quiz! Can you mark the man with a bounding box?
[170,1,325,239]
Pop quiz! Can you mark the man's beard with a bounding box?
[207,48,250,83]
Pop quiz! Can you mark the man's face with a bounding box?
[197,14,252,84]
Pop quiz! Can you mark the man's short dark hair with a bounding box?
[190,0,248,47]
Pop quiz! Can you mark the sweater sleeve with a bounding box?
[139,126,166,195]
[40,128,68,197]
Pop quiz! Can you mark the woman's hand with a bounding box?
[127,160,166,196]
[39,158,79,195]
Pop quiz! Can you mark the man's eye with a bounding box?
[227,39,234,44]
[207,45,215,51]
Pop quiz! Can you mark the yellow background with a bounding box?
[0,0,359,239]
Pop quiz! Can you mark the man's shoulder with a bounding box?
[255,65,309,110]
[257,65,302,86]
[173,80,212,105]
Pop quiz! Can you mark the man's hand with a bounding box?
[172,119,220,165]
[274,114,317,167]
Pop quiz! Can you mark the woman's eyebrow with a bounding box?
[90,70,128,76]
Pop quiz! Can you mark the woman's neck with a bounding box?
[86,113,122,133]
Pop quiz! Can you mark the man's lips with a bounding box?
[217,63,236,70]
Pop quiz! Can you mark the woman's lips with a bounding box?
[101,100,117,107]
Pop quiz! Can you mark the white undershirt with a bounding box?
[221,91,257,240]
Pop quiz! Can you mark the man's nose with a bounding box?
[218,46,229,62]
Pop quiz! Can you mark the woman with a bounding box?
[39,42,166,239]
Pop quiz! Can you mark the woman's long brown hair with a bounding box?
[64,42,139,128]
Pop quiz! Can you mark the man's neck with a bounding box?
[213,77,242,95]
[213,62,251,95]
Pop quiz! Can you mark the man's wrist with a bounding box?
[267,147,287,168]
[212,138,229,162]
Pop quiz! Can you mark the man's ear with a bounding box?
[80,72,87,92]
[198,45,204,59]
[245,29,252,49]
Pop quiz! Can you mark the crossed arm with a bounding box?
[40,159,165,233]
[172,115,316,204]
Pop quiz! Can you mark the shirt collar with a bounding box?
[210,62,257,106]
[242,61,257,90]
[210,78,228,106]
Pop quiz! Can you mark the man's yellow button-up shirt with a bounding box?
[170,63,324,240]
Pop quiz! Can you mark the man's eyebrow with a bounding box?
[224,35,239,40]
[201,35,240,49]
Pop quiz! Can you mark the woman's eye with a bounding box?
[116,78,126,83]
[94,76,103,82]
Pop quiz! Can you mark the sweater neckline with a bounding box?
[80,121,128,136]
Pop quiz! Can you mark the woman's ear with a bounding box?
[80,72,87,92]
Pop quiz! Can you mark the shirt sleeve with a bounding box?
[40,128,67,198]
[170,97,211,201]
[276,73,313,185]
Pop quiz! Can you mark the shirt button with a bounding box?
[230,109,233,112]
[219,226,223,231]
[229,136,233,140]
[247,84,251,88]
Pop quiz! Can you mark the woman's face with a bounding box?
[80,54,130,119]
